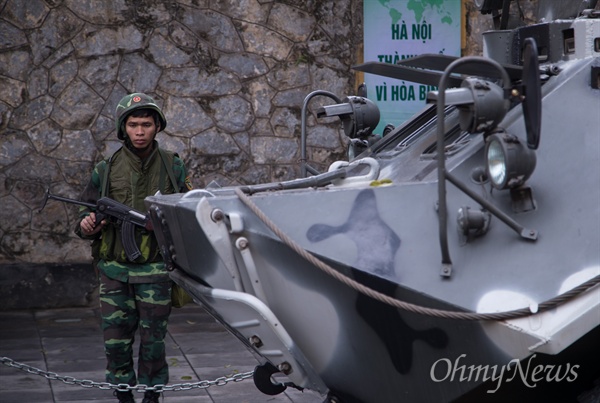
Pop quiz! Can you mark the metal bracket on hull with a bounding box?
[301,90,342,177]
[235,237,268,303]
[434,56,538,277]
[169,269,329,396]
[196,199,245,291]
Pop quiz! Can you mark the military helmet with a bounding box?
[115,93,167,140]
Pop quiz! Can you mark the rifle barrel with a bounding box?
[40,189,97,212]
[48,193,96,209]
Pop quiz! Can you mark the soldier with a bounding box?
[76,93,193,403]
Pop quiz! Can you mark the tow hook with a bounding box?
[253,362,303,395]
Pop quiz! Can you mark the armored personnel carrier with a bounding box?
[145,1,600,401]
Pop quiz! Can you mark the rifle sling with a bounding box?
[158,148,179,193]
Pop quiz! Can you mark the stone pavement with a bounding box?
[0,304,324,403]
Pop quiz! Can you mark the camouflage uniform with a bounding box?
[100,271,171,387]
[76,93,192,391]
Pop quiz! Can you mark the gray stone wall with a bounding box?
[1,0,363,265]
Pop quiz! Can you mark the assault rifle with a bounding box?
[40,189,152,261]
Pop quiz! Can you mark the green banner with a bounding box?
[363,0,462,133]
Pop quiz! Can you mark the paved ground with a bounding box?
[0,304,324,403]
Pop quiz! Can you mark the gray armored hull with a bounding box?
[145,11,600,403]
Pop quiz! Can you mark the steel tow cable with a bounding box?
[234,186,600,321]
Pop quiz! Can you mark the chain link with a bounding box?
[1,357,254,392]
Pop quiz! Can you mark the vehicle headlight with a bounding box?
[486,138,507,187]
[316,96,380,139]
[485,132,536,190]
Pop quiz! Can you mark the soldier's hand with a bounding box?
[80,212,106,236]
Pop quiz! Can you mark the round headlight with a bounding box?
[341,96,380,139]
[486,138,507,188]
[457,78,509,134]
[485,132,537,190]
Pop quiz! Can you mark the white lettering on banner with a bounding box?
[391,21,433,42]
[364,0,461,130]
[374,83,438,102]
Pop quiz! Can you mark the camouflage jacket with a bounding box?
[76,142,191,283]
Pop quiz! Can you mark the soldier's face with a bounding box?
[125,115,158,153]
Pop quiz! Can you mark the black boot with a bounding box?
[114,390,135,403]
[141,391,160,403]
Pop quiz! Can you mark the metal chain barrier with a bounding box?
[234,186,600,321]
[0,356,253,392]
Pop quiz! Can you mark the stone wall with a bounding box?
[1,0,550,307]
[1,0,364,265]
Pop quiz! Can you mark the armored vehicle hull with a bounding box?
[146,5,600,402]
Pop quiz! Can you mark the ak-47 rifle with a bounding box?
[40,189,152,261]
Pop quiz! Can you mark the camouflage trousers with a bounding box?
[99,272,172,387]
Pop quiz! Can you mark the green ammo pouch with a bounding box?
[171,282,194,308]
